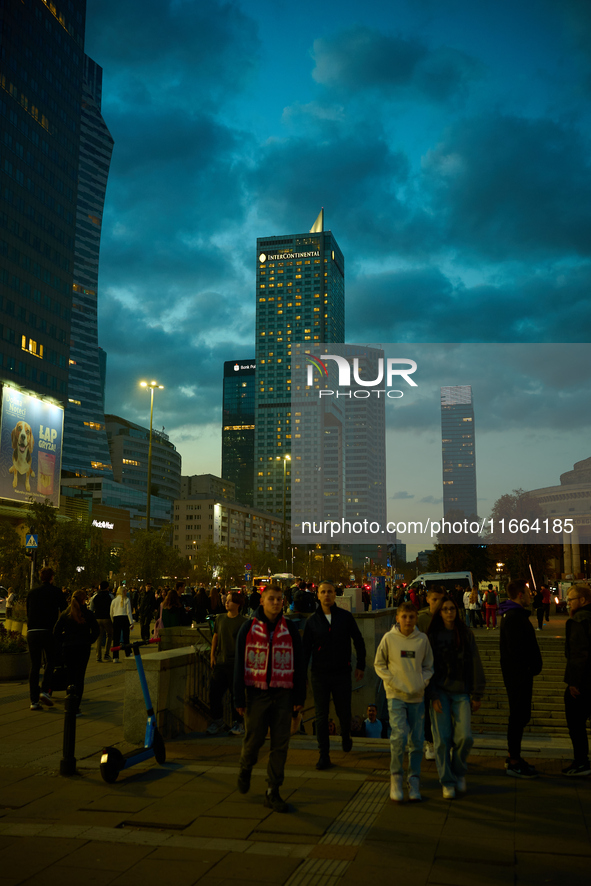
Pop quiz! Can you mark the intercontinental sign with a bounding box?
[259,250,320,262]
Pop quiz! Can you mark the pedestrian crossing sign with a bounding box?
[25,534,38,548]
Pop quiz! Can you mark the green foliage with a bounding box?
[0,520,30,591]
[427,543,492,584]
[119,528,190,586]
[0,623,28,653]
[485,489,557,583]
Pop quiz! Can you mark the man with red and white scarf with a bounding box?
[234,584,306,812]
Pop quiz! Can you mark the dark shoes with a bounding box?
[341,736,353,753]
[237,769,251,794]
[264,788,289,813]
[506,758,538,778]
[316,755,334,770]
[562,761,591,777]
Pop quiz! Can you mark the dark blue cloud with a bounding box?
[312,26,481,103]
[422,114,591,260]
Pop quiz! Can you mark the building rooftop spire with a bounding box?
[310,208,324,233]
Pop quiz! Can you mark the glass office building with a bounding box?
[441,385,478,519]
[254,215,345,517]
[62,54,113,477]
[0,0,86,402]
[222,359,255,506]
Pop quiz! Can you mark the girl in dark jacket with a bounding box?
[427,595,485,799]
[54,589,99,714]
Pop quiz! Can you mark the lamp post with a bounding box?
[276,454,291,571]
[140,380,164,531]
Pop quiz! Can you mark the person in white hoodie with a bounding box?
[374,602,434,803]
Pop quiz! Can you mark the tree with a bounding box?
[0,520,30,594]
[427,543,492,584]
[26,499,93,588]
[485,489,557,584]
[119,528,190,585]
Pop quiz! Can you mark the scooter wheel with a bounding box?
[100,747,124,783]
[153,729,166,765]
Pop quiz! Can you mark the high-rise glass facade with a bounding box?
[0,0,86,402]
[62,53,113,477]
[441,384,478,519]
[254,226,344,516]
[222,359,255,506]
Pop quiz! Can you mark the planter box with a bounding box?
[0,652,29,681]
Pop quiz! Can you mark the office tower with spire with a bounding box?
[441,385,478,519]
[254,210,344,516]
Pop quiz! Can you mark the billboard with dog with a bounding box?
[0,386,64,507]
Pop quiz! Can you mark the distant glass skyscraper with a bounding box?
[222,359,255,506]
[254,212,345,516]
[62,55,113,477]
[441,385,478,518]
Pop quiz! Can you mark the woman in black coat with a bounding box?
[54,589,99,714]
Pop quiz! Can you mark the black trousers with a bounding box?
[564,687,591,764]
[504,675,533,760]
[112,616,131,659]
[536,607,545,629]
[209,663,241,723]
[27,630,56,703]
[311,671,352,756]
[63,644,90,709]
[239,688,294,787]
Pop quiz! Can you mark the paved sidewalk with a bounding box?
[0,735,590,886]
[0,633,589,886]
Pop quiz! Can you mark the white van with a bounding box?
[409,572,473,593]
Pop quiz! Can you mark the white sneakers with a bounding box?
[390,775,422,802]
[390,774,404,802]
[407,776,422,802]
[442,785,456,799]
[424,742,436,760]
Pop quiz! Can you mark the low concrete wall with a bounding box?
[123,646,202,743]
[124,609,396,743]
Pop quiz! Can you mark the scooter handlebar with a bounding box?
[111,638,161,653]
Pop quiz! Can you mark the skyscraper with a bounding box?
[0,1,112,479]
[254,211,345,517]
[222,358,255,506]
[0,0,85,402]
[441,385,478,519]
[62,55,113,477]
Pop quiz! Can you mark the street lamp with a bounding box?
[276,454,291,570]
[140,380,164,531]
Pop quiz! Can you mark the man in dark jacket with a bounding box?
[302,580,366,770]
[562,584,591,776]
[499,579,543,778]
[139,583,155,641]
[90,580,113,661]
[234,584,306,813]
[26,567,67,710]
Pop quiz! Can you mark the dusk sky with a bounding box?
[85,0,591,528]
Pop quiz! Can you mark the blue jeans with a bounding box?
[430,692,473,787]
[388,697,424,778]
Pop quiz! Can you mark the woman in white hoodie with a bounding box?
[374,603,434,803]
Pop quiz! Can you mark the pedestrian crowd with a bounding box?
[19,571,591,814]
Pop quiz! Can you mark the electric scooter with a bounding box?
[100,638,166,783]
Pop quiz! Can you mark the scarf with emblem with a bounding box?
[244,615,294,689]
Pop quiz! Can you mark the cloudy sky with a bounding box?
[85,0,591,512]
